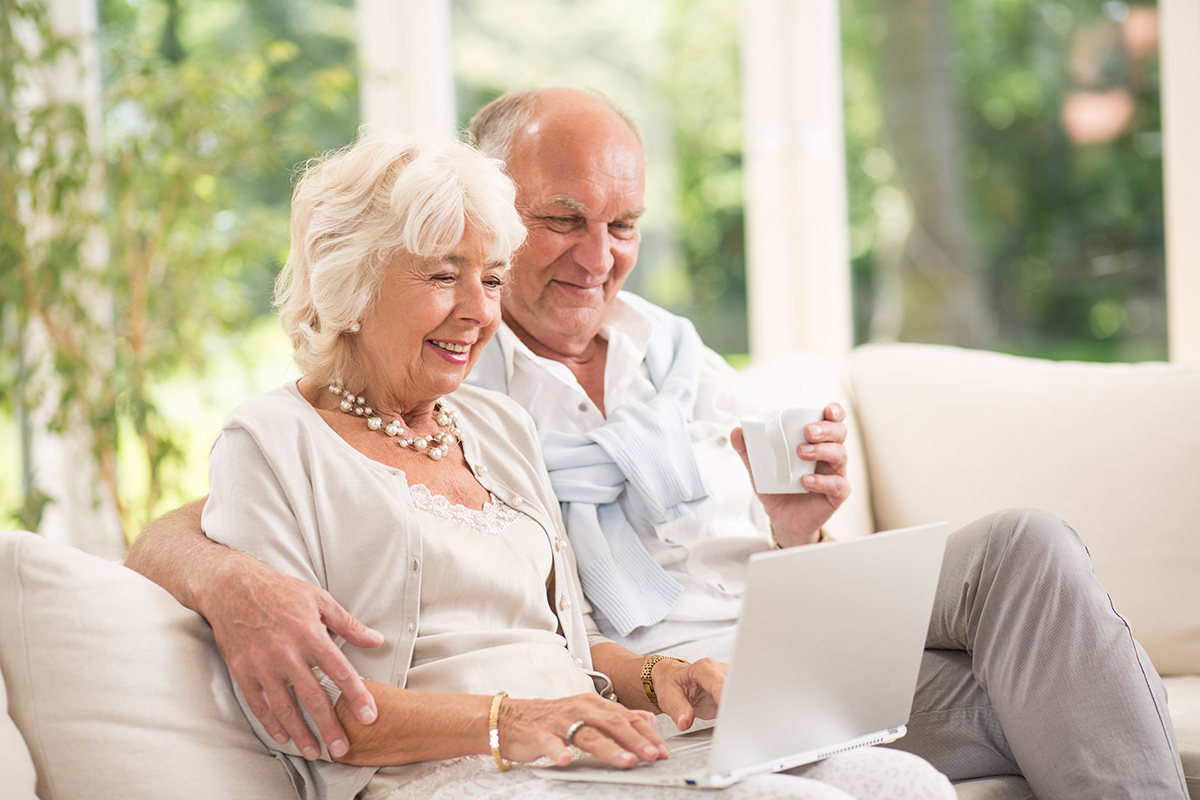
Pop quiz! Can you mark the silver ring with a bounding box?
[565,719,586,747]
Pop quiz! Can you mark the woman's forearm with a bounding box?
[335,682,669,769]
[333,682,491,766]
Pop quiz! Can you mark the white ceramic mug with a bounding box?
[739,406,825,494]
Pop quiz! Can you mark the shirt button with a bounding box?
[573,656,584,668]
[510,495,524,508]
[716,435,728,447]
[578,402,589,412]
[554,538,567,551]
[474,464,488,476]
[406,621,416,633]
[412,558,420,572]
[559,596,571,611]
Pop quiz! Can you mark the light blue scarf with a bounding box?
[471,310,710,635]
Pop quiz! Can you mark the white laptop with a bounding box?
[533,522,949,789]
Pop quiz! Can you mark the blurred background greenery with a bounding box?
[2,0,1165,540]
[844,0,1164,361]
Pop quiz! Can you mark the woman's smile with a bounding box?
[428,339,473,363]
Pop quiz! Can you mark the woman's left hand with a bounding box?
[730,402,851,547]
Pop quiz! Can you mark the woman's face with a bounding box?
[357,227,506,409]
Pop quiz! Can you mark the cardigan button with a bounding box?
[407,621,416,633]
[554,538,567,551]
[558,596,571,611]
[510,495,524,508]
[577,402,589,412]
[573,656,584,668]
[412,558,419,572]
[474,464,488,476]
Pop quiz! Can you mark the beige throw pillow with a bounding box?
[0,530,294,800]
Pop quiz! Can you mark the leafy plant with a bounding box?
[2,0,356,540]
[1,0,100,531]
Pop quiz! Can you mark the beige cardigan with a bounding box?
[203,381,608,800]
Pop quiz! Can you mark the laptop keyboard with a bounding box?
[626,737,714,782]
[639,746,710,777]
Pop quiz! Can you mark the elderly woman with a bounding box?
[199,132,954,800]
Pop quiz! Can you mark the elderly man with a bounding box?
[125,87,1187,799]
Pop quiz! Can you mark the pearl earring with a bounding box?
[349,321,361,333]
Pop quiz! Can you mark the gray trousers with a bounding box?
[884,508,1188,800]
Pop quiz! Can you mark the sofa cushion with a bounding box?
[1163,676,1200,800]
[847,343,1200,677]
[0,659,38,800]
[952,775,1034,800]
[0,530,294,800]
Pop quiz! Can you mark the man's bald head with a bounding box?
[467,87,647,361]
[469,87,645,165]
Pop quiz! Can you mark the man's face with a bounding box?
[500,110,645,360]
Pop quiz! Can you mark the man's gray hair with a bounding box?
[467,87,646,164]
[275,129,526,388]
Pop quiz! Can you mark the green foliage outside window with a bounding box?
[843,0,1165,361]
[2,0,358,538]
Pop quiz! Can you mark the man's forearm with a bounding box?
[590,642,670,713]
[123,496,238,615]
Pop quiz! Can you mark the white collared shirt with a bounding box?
[488,293,773,655]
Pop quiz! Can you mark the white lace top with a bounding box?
[407,483,522,536]
[402,484,596,700]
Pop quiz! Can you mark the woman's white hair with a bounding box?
[275,130,526,386]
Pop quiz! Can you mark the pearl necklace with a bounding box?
[329,383,463,460]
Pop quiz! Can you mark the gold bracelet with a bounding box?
[489,691,512,771]
[641,654,689,714]
[769,525,828,549]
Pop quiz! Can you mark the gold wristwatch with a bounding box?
[640,654,689,714]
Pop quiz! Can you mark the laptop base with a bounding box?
[532,725,907,788]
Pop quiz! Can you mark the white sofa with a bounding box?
[742,343,1200,800]
[2,342,1198,799]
